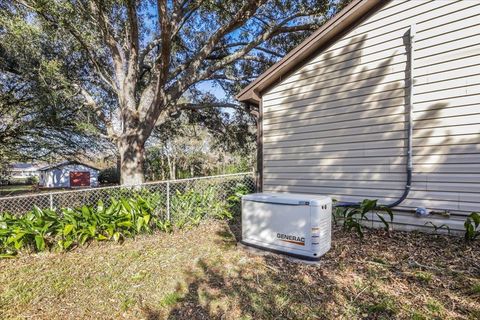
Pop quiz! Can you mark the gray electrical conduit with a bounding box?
[336,24,416,210]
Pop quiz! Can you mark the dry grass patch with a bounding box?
[0,220,479,319]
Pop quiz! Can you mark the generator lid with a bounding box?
[242,192,330,206]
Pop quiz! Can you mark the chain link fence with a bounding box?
[0,173,256,219]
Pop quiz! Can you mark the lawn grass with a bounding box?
[0,185,34,197]
[0,185,81,197]
[0,219,479,319]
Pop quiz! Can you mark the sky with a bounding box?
[196,80,228,100]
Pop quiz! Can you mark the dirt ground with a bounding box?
[0,219,479,319]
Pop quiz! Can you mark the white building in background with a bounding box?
[39,161,100,188]
[8,163,43,182]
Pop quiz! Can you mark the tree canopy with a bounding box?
[1,0,347,184]
[0,6,110,170]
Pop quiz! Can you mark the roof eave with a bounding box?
[236,0,381,104]
[39,161,100,171]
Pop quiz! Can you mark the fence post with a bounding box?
[166,181,170,221]
[49,194,53,210]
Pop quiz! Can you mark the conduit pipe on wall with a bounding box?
[336,24,416,209]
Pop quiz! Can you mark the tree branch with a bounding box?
[170,0,267,85]
[272,23,319,35]
[139,38,162,66]
[156,0,172,86]
[91,0,126,91]
[178,102,242,111]
[170,0,202,39]
[126,0,140,74]
[196,13,317,82]
[75,85,118,139]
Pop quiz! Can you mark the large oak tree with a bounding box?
[3,0,345,184]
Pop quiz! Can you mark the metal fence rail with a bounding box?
[0,173,256,218]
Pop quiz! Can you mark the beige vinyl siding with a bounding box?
[261,0,480,229]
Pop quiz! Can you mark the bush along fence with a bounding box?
[0,173,255,257]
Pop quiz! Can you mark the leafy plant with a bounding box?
[0,194,161,256]
[154,219,173,233]
[334,199,393,238]
[26,176,39,185]
[170,186,230,228]
[464,212,480,241]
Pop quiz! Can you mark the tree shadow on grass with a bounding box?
[161,218,342,319]
[164,255,340,320]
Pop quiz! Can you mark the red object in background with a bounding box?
[70,172,90,187]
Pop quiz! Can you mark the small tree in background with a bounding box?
[144,105,256,180]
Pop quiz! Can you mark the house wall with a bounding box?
[261,0,480,232]
[40,164,99,188]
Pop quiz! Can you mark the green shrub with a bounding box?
[334,199,393,238]
[0,195,157,257]
[226,182,251,217]
[26,176,39,185]
[170,186,230,228]
[98,167,120,184]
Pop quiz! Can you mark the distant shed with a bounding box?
[39,161,99,188]
[237,0,480,233]
[8,163,43,182]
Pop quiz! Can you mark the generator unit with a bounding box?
[241,193,332,261]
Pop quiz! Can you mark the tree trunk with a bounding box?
[118,135,145,185]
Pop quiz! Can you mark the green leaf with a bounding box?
[63,240,73,250]
[8,232,25,244]
[79,233,89,245]
[35,235,45,251]
[88,225,96,236]
[96,234,108,241]
[470,212,480,228]
[97,200,104,213]
[376,213,390,231]
[354,222,364,238]
[143,214,151,225]
[105,226,114,237]
[63,224,74,236]
[361,199,377,214]
[380,206,394,222]
[117,221,133,227]
[112,232,121,242]
[14,240,23,250]
[121,199,132,212]
[136,217,144,232]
